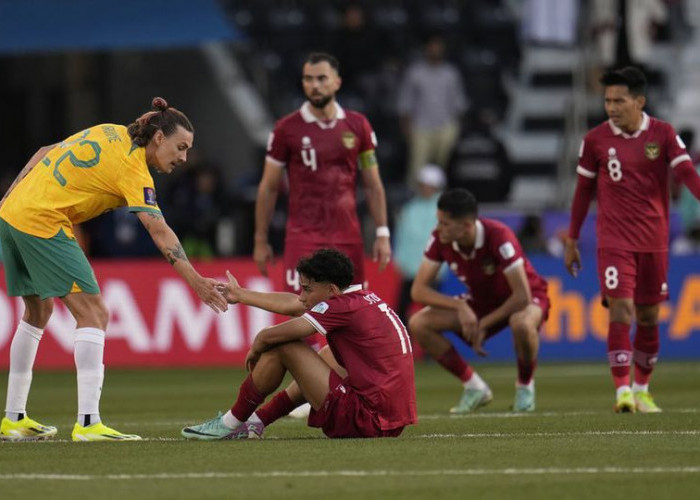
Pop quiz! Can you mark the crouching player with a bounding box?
[182,249,417,439]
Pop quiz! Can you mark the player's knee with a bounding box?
[22,298,53,328]
[407,313,429,341]
[636,305,659,326]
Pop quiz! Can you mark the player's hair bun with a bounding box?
[152,97,169,111]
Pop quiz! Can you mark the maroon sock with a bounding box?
[256,390,299,426]
[436,347,473,383]
[517,357,537,385]
[607,322,632,388]
[230,375,266,422]
[633,324,659,386]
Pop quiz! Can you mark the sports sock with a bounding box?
[230,375,265,423]
[616,385,632,398]
[255,390,300,426]
[516,357,538,386]
[632,382,649,394]
[437,347,473,383]
[633,324,659,387]
[5,321,43,418]
[463,371,488,391]
[222,410,242,429]
[74,328,105,426]
[607,322,632,388]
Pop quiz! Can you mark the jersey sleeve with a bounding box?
[490,225,525,273]
[357,114,378,154]
[423,231,444,263]
[302,296,351,335]
[576,134,599,179]
[664,123,693,169]
[116,155,161,214]
[266,121,289,166]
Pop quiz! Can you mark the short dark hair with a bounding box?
[600,67,647,97]
[437,188,478,219]
[296,248,354,290]
[127,97,194,147]
[305,52,340,74]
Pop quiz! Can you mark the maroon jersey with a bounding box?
[302,286,417,430]
[424,219,548,312]
[266,102,377,244]
[577,114,692,251]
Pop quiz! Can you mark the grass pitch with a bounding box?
[1,361,699,499]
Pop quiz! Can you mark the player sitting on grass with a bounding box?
[181,249,417,439]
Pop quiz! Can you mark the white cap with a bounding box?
[416,164,446,189]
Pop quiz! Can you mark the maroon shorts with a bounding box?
[466,287,550,340]
[597,248,668,305]
[308,370,404,439]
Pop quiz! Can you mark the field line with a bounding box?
[2,466,700,481]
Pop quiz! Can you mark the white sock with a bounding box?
[517,380,535,391]
[222,410,242,429]
[5,321,44,418]
[248,412,263,425]
[74,328,105,425]
[463,371,488,391]
[616,385,632,398]
[632,382,649,394]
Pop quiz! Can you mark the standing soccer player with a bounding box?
[565,67,700,413]
[409,189,549,413]
[254,52,391,298]
[0,97,228,441]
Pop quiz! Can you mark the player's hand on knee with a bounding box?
[245,348,260,372]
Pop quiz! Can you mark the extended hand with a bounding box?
[194,277,228,313]
[216,270,242,304]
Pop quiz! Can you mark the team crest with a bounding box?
[341,131,356,149]
[482,257,496,275]
[644,142,660,160]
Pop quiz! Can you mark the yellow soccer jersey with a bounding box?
[0,124,161,239]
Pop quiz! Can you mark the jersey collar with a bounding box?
[343,284,363,294]
[300,101,346,129]
[608,112,650,139]
[451,219,484,258]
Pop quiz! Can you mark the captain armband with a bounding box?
[358,150,378,170]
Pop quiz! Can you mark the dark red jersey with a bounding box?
[577,114,692,251]
[266,102,377,244]
[424,219,548,311]
[303,286,417,430]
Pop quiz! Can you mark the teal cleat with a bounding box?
[512,386,535,412]
[449,387,493,414]
[181,412,263,441]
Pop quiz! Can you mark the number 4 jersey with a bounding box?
[0,124,160,239]
[266,102,377,245]
[576,113,692,251]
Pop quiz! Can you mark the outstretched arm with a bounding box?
[218,270,306,316]
[254,160,284,276]
[360,163,391,271]
[137,211,227,313]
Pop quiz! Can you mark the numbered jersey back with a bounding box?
[266,103,376,244]
[577,115,690,251]
[0,124,159,239]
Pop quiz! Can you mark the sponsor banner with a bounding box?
[0,258,400,369]
[445,255,700,361]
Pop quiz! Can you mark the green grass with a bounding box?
[1,361,699,499]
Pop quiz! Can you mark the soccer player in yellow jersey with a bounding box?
[0,97,228,441]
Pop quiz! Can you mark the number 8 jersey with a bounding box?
[0,124,160,239]
[266,102,377,245]
[576,113,692,251]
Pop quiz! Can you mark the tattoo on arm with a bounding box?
[147,212,164,221]
[164,243,188,266]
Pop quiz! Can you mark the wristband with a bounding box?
[376,226,390,238]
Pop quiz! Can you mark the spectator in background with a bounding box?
[517,214,550,255]
[397,35,467,184]
[330,3,381,91]
[394,164,446,324]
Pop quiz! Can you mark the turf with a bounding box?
[1,361,699,499]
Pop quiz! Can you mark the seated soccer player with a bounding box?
[181,249,417,439]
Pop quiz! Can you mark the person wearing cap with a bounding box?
[394,165,446,324]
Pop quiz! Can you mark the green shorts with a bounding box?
[0,218,99,299]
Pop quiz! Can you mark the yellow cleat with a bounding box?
[614,388,636,413]
[71,422,142,442]
[0,415,57,441]
[634,391,662,413]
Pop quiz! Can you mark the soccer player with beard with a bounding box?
[253,53,391,417]
[565,67,700,413]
